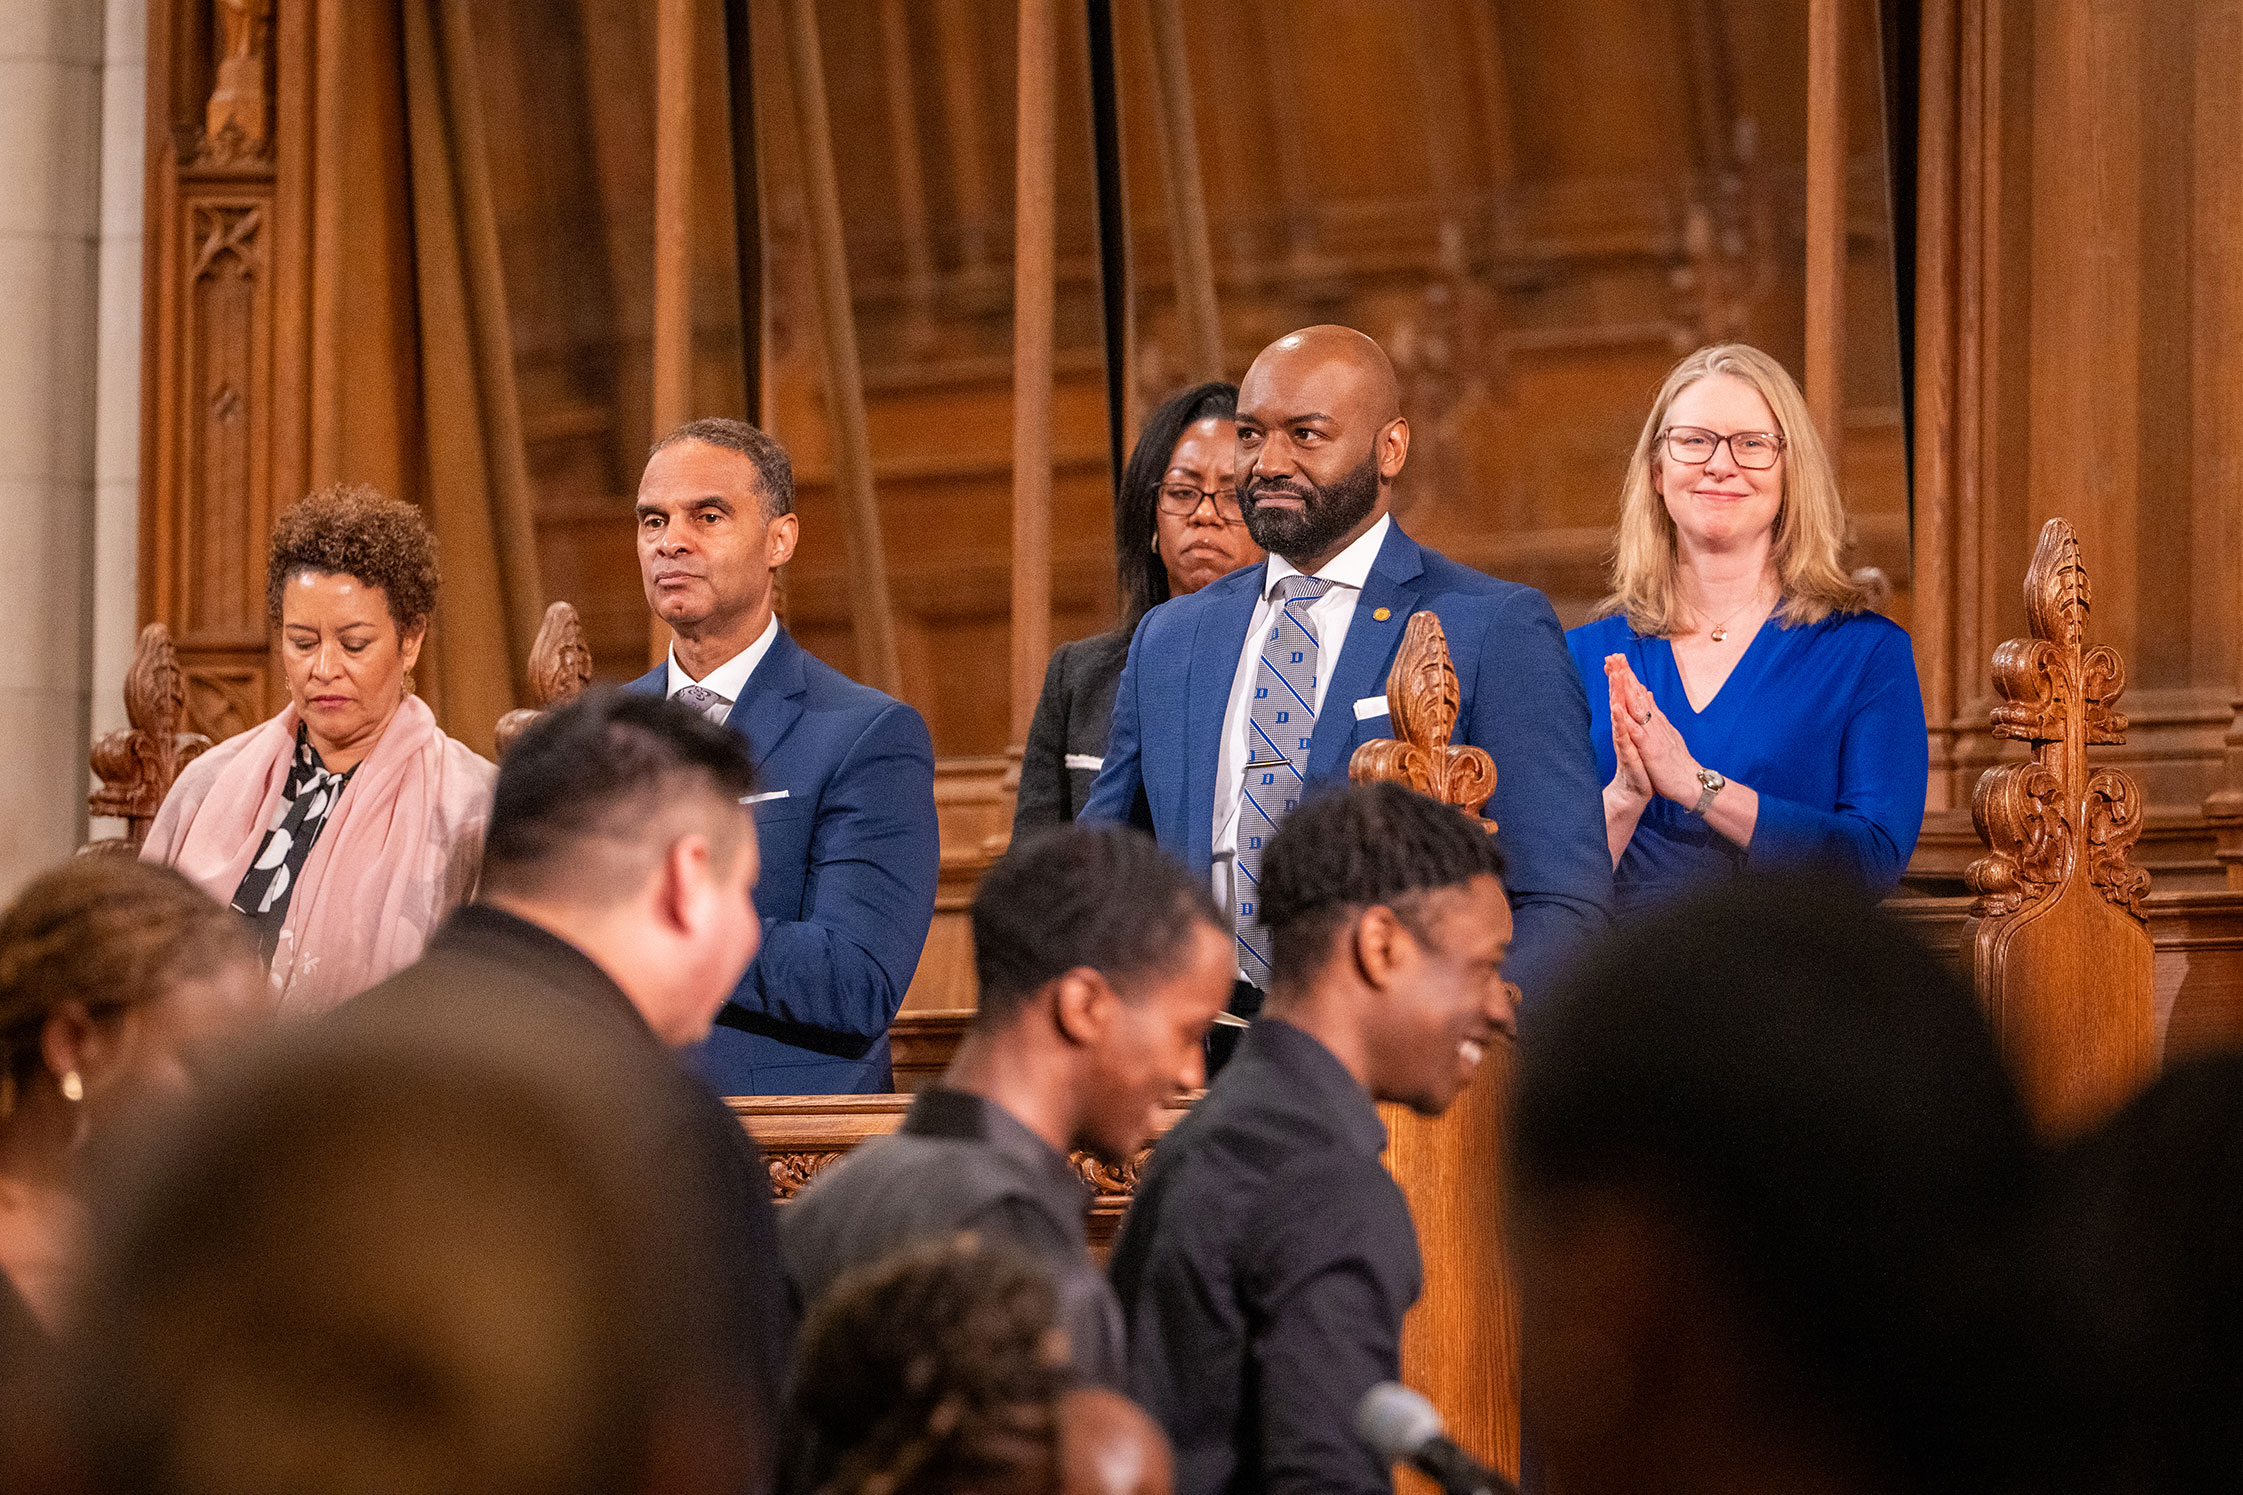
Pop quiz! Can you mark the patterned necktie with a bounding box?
[1234,573,1337,983]
[675,682,731,724]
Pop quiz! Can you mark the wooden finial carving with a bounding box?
[201,0,274,166]
[495,601,595,757]
[1348,611,1497,830]
[1963,518,2153,1136]
[1968,520,2147,918]
[84,623,212,855]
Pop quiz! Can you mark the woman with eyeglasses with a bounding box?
[1566,343,1927,911]
[1013,382,1264,834]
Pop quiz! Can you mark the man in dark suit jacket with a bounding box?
[627,418,940,1095]
[343,690,797,1478]
[1082,326,1611,1010]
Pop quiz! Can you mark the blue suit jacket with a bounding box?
[1079,521,1612,1004]
[629,627,939,1095]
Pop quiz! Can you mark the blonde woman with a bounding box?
[1567,344,1926,910]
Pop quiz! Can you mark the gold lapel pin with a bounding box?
[1372,607,1391,622]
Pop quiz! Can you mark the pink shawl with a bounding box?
[143,695,496,1015]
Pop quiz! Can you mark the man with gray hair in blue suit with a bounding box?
[627,418,939,1096]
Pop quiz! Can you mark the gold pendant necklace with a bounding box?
[1706,591,1770,644]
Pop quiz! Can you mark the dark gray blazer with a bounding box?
[1013,628,1133,837]
[780,1086,1126,1388]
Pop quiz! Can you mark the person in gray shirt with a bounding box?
[781,823,1236,1387]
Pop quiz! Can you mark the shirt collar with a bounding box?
[903,1086,1088,1200]
[1238,1017,1390,1158]
[665,613,780,705]
[1263,512,1390,600]
[436,904,658,1044]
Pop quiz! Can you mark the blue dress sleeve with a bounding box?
[1745,624,1929,893]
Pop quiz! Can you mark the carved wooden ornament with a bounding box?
[84,623,213,855]
[1347,610,1497,830]
[202,0,274,165]
[1344,607,1516,1479]
[1964,518,2154,1135]
[494,601,595,757]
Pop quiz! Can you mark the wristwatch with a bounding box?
[1688,767,1726,816]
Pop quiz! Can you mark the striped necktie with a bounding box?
[675,682,731,725]
[1234,573,1336,983]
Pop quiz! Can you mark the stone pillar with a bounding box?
[0,0,106,899]
[92,0,147,752]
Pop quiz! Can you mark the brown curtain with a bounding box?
[305,0,544,758]
[399,0,544,752]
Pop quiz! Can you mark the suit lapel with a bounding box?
[725,628,808,765]
[1185,566,1265,873]
[624,663,666,696]
[1306,524,1426,784]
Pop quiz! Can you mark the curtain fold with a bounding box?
[386,0,544,755]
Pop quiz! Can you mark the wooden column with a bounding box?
[1010,0,1058,745]
[933,0,993,272]
[143,0,298,742]
[649,0,695,667]
[1147,0,1223,380]
[1803,0,1847,465]
[1912,0,1959,811]
[652,0,695,436]
[781,0,902,695]
[2195,0,2243,887]
[876,0,938,344]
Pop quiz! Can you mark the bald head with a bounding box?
[1242,325,1403,424]
[1235,326,1410,570]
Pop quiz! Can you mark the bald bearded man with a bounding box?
[1082,326,1610,1019]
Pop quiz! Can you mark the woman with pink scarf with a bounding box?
[144,486,496,1015]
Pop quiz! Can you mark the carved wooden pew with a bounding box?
[84,623,209,855]
[493,601,594,755]
[1957,518,2157,1135]
[1346,611,1520,1482]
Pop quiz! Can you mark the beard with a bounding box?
[1241,448,1383,563]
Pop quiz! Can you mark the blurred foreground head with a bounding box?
[793,1233,1172,1495]
[484,687,763,1046]
[1511,878,2074,1495]
[70,1013,762,1495]
[2055,1052,2243,1495]
[0,857,262,1158]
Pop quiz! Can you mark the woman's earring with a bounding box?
[1150,532,1160,553]
[60,1070,84,1103]
[401,668,417,697]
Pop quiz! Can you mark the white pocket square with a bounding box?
[1353,696,1391,721]
[740,789,792,805]
[1064,753,1105,772]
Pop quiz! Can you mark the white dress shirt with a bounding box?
[1211,513,1391,968]
[664,613,780,724]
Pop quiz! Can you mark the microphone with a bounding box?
[1354,1382,1520,1495]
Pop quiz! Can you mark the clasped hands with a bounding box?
[1602,654,1710,811]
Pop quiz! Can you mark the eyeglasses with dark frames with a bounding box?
[1658,426,1786,470]
[1157,482,1245,522]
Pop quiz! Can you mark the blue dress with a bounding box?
[1566,609,1928,912]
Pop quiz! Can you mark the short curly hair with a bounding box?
[1258,782,1507,991]
[792,1234,1067,1495]
[266,484,441,633]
